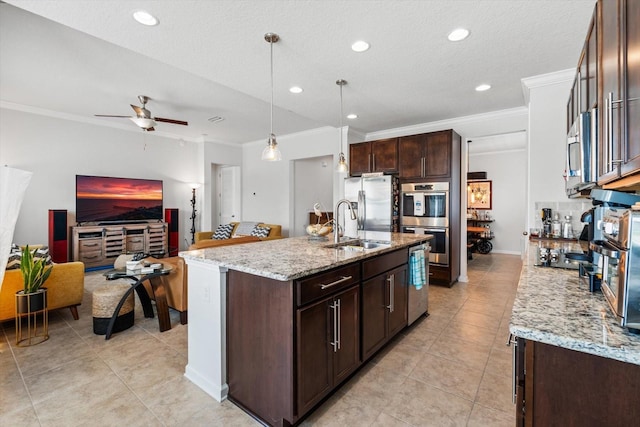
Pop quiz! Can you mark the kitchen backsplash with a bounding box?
[533,200,592,238]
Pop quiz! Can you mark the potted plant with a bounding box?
[16,245,53,313]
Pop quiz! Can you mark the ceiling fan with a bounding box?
[95,95,188,131]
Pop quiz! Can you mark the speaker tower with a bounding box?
[48,209,68,263]
[165,208,179,256]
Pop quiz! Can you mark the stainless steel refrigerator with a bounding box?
[343,175,397,237]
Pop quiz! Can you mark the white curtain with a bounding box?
[0,166,33,289]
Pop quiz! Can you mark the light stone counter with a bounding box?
[509,241,640,365]
[180,231,432,281]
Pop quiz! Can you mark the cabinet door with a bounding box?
[398,134,425,179]
[349,142,371,176]
[621,0,640,176]
[361,274,388,361]
[297,298,332,414]
[598,0,622,183]
[424,131,451,178]
[333,286,360,384]
[387,266,408,338]
[371,138,398,173]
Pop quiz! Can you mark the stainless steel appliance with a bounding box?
[343,174,397,238]
[407,243,430,325]
[401,182,449,266]
[565,109,598,198]
[591,208,640,331]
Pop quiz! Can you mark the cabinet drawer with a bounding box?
[79,239,102,251]
[296,263,360,307]
[362,249,407,280]
[428,265,449,283]
[79,250,103,262]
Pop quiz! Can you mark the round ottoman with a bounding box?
[92,283,135,335]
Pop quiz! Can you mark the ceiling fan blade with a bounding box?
[131,104,145,116]
[94,114,131,118]
[154,117,188,126]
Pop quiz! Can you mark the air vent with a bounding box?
[208,116,224,123]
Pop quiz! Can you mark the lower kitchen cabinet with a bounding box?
[297,285,359,415]
[514,337,640,426]
[362,264,407,361]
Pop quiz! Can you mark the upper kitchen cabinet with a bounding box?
[598,0,640,185]
[349,138,398,176]
[398,130,460,180]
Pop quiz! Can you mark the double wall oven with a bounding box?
[401,182,449,266]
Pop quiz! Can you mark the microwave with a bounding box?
[566,110,598,198]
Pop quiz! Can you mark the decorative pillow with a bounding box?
[234,221,259,236]
[212,224,234,240]
[250,225,271,238]
[6,245,53,270]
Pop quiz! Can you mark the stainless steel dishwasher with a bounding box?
[407,243,430,325]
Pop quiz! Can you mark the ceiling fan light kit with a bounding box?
[262,32,282,162]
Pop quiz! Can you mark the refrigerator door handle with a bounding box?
[358,190,365,230]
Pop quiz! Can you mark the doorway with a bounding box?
[292,156,334,237]
[218,165,241,226]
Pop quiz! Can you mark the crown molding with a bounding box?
[521,68,575,105]
[365,106,528,141]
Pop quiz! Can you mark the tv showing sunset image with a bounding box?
[76,175,163,223]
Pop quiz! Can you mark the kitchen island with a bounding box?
[180,231,431,426]
[509,241,640,426]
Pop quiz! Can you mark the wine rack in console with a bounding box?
[72,223,167,268]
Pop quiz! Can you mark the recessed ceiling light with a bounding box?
[347,114,358,119]
[289,86,303,94]
[133,10,159,26]
[351,40,370,52]
[447,28,469,42]
[475,84,491,92]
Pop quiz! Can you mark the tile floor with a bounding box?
[1,253,521,426]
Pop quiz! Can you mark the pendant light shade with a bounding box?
[336,79,348,173]
[262,33,282,161]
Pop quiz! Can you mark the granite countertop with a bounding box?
[509,241,640,365]
[180,231,431,281]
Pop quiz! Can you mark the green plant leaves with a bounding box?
[20,245,53,294]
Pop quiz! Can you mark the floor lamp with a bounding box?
[189,184,200,244]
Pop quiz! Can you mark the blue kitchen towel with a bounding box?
[410,250,426,290]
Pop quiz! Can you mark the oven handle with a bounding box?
[423,228,446,233]
[589,240,621,259]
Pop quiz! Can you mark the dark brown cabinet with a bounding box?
[398,131,453,179]
[361,249,408,361]
[514,337,640,426]
[598,0,640,184]
[297,285,359,416]
[349,138,398,176]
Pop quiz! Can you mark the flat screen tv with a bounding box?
[76,175,163,223]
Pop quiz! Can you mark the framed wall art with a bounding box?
[467,180,492,210]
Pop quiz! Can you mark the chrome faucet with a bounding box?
[334,199,357,244]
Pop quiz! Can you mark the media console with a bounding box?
[71,222,167,269]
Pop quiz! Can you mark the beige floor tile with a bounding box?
[371,339,423,376]
[182,399,260,426]
[467,403,514,426]
[410,352,484,401]
[370,411,413,426]
[385,377,473,426]
[484,346,513,378]
[452,309,502,332]
[427,335,491,370]
[441,320,498,348]
[341,363,407,409]
[475,371,514,414]
[301,392,382,426]
[0,405,41,426]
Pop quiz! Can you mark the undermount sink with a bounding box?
[324,239,391,251]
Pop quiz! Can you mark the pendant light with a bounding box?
[336,79,348,173]
[262,33,282,161]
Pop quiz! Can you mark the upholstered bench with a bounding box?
[92,283,134,335]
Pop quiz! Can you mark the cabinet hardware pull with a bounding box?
[386,274,395,313]
[372,153,376,171]
[331,301,338,352]
[320,275,352,290]
[508,333,518,404]
[84,243,99,247]
[336,299,341,351]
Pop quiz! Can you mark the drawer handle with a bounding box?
[84,243,99,247]
[83,255,99,260]
[320,275,352,290]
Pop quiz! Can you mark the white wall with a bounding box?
[523,70,576,228]
[240,127,344,236]
[469,132,527,254]
[0,108,201,250]
[292,155,333,237]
